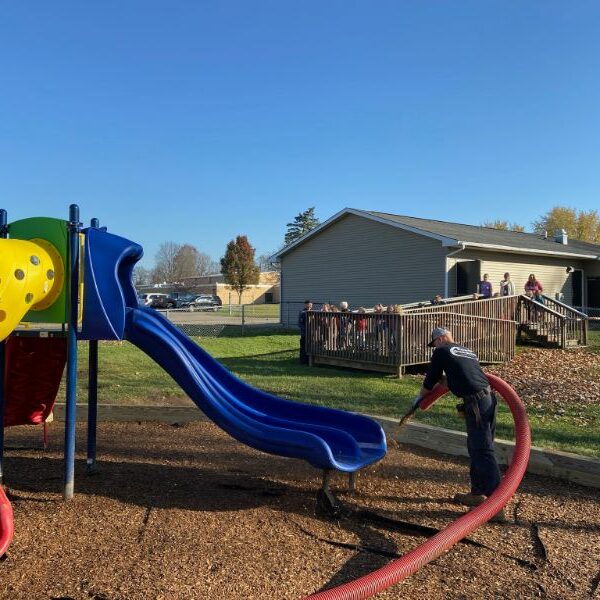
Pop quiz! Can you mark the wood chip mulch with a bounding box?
[1,421,599,600]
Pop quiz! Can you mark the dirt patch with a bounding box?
[1,421,599,600]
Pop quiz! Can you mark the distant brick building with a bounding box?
[140,271,280,305]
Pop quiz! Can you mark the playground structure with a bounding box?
[0,206,531,599]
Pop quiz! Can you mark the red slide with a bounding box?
[4,337,67,427]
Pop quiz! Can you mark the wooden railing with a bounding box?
[516,296,568,347]
[542,295,588,319]
[404,294,520,321]
[542,296,589,345]
[306,312,402,370]
[305,310,516,374]
[304,292,588,375]
[516,295,587,347]
[398,312,516,366]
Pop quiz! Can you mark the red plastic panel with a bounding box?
[3,337,67,427]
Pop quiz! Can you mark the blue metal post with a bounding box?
[86,218,99,474]
[64,204,81,500]
[0,209,7,484]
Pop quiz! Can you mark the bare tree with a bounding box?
[132,265,151,286]
[257,252,281,272]
[151,241,181,283]
[173,244,214,280]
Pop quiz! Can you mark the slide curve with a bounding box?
[81,226,386,472]
[124,306,386,471]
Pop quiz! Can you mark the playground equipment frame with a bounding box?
[0,204,101,499]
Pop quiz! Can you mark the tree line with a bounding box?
[483,206,600,243]
[134,207,322,295]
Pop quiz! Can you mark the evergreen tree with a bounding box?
[284,207,320,246]
[220,235,260,303]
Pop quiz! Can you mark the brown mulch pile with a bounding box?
[1,421,599,600]
[489,348,600,407]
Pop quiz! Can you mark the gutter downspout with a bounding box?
[444,242,466,298]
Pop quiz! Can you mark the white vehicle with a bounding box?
[139,293,176,309]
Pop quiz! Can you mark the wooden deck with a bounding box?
[305,295,588,375]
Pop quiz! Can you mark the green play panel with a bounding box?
[9,217,69,324]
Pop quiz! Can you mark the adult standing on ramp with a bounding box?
[413,327,505,521]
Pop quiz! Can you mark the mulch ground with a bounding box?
[1,421,599,600]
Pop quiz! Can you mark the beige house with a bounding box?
[275,208,600,325]
[180,271,280,305]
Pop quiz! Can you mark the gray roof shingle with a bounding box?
[364,210,600,259]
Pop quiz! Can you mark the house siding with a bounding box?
[280,214,446,325]
[447,249,587,305]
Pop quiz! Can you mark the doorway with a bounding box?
[587,276,600,309]
[456,260,481,296]
[571,269,584,307]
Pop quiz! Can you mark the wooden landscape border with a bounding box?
[50,404,600,490]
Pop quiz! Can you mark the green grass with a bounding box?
[66,328,600,458]
[208,304,280,318]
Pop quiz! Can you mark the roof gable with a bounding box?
[275,208,600,260]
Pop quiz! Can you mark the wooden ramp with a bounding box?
[305,294,588,375]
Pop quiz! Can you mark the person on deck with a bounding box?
[298,300,312,364]
[524,274,543,295]
[499,272,515,297]
[478,273,493,298]
[412,327,506,522]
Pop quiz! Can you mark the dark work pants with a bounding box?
[464,392,501,497]
[299,336,308,364]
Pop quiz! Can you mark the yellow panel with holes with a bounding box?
[0,238,63,341]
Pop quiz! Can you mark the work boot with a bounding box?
[489,508,508,524]
[453,492,486,507]
[467,506,508,524]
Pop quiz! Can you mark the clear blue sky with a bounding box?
[1,2,599,268]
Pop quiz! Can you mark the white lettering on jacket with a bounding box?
[449,346,478,361]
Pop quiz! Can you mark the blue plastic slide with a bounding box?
[81,226,387,472]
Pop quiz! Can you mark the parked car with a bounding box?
[168,292,197,308]
[186,295,221,311]
[139,293,176,309]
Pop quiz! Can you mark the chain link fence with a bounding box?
[156,304,282,337]
[581,307,600,331]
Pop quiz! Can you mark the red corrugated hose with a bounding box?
[306,373,531,600]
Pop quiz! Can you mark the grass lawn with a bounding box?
[65,327,600,458]
[199,304,280,318]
